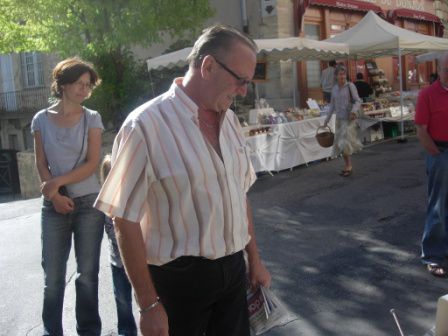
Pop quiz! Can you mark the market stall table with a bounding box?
[244,115,335,173]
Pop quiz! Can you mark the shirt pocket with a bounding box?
[235,145,253,187]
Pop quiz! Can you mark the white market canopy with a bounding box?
[416,51,443,63]
[325,11,448,58]
[146,37,349,71]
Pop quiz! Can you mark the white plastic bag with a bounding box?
[247,286,297,335]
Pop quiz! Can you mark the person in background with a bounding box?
[94,24,271,336]
[354,73,373,102]
[323,64,363,177]
[415,52,448,278]
[31,57,104,335]
[321,60,337,103]
[100,154,137,336]
[429,72,439,85]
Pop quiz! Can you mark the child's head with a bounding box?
[100,154,112,185]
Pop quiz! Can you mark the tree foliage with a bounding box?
[0,0,213,55]
[0,0,214,126]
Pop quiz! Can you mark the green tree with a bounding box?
[0,0,213,126]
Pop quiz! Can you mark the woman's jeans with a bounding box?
[111,265,137,336]
[41,193,104,336]
[421,150,448,265]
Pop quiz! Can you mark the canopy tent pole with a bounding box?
[397,47,406,142]
[148,70,155,97]
[254,82,260,105]
[292,61,297,107]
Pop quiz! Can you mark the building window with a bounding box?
[21,52,44,88]
[304,24,321,88]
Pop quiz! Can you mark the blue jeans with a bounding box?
[111,265,137,336]
[41,193,104,336]
[421,150,448,265]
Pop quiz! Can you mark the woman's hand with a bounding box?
[51,193,74,214]
[41,178,62,200]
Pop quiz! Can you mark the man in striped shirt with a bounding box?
[95,24,271,336]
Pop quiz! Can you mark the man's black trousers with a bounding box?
[149,251,250,336]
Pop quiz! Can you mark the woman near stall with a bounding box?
[323,64,363,177]
[31,57,104,335]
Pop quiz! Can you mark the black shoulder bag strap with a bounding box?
[57,109,87,196]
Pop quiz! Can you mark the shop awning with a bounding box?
[387,8,444,37]
[295,0,384,33]
[388,8,441,23]
[309,0,383,14]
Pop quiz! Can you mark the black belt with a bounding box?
[435,141,448,148]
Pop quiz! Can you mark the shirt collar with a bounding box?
[170,77,199,119]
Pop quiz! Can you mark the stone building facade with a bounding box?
[434,0,448,37]
[0,53,58,151]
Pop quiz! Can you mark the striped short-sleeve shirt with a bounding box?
[94,78,257,266]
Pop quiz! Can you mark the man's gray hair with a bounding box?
[187,24,257,68]
[334,64,347,80]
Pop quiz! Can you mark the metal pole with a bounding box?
[390,309,406,336]
[397,48,406,142]
[148,70,155,98]
[292,62,297,107]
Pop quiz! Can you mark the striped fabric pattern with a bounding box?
[94,78,256,266]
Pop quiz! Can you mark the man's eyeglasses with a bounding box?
[214,58,252,87]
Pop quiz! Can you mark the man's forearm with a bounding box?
[417,125,441,156]
[245,200,261,263]
[244,199,272,288]
[114,217,159,308]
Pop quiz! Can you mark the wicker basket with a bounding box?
[315,125,334,148]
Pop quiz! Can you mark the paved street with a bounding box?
[1,136,447,336]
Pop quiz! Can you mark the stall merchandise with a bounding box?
[358,94,416,143]
[243,116,335,173]
[246,107,322,128]
[365,61,392,95]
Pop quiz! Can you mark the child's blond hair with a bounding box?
[100,154,112,185]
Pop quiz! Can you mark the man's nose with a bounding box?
[236,83,248,97]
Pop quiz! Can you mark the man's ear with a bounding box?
[201,55,215,80]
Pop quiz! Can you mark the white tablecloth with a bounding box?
[244,116,335,172]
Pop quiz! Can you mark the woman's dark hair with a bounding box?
[187,24,257,68]
[51,57,101,99]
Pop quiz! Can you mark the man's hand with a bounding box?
[350,112,357,121]
[51,193,74,214]
[248,258,271,290]
[140,303,169,336]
